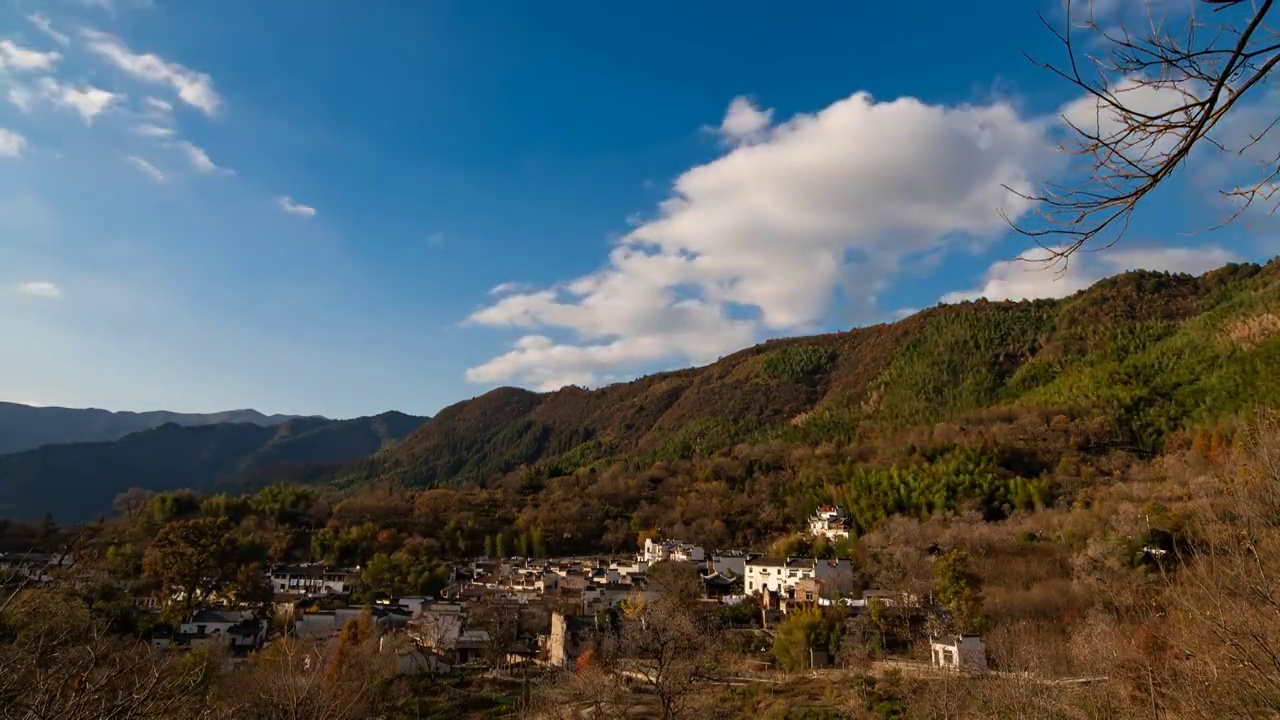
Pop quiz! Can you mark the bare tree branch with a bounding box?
[1015,0,1280,264]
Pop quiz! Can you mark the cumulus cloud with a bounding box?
[1059,76,1200,163]
[941,244,1240,303]
[14,281,61,299]
[169,140,224,173]
[25,13,70,47]
[0,39,60,72]
[277,196,316,217]
[81,29,220,116]
[126,155,166,182]
[133,123,175,138]
[465,91,1059,390]
[0,128,27,158]
[715,96,773,145]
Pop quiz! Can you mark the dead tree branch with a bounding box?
[1014,0,1280,264]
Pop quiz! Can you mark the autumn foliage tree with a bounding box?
[143,517,240,619]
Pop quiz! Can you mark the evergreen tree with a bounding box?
[933,550,986,634]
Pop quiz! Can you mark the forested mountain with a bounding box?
[348,259,1280,488]
[0,402,317,455]
[0,411,427,521]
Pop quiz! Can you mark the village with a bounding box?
[0,504,990,688]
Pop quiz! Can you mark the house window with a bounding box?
[943,649,955,665]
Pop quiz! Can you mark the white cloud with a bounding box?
[81,29,221,116]
[35,78,119,124]
[426,231,445,247]
[277,196,316,217]
[1065,0,1193,26]
[7,85,36,113]
[14,281,61,299]
[715,96,773,145]
[466,91,1059,389]
[489,282,533,296]
[1059,76,1200,161]
[169,140,225,173]
[26,13,70,47]
[941,244,1240,303]
[0,128,27,158]
[0,40,60,72]
[133,123,175,138]
[81,0,155,11]
[143,96,173,115]
[126,155,166,182]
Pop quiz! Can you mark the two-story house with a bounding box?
[268,563,359,595]
[745,557,855,598]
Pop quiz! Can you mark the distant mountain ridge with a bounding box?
[0,402,322,456]
[0,411,428,521]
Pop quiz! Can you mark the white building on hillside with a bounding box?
[269,564,359,595]
[809,506,850,540]
[640,538,705,564]
[744,557,855,598]
[931,635,988,670]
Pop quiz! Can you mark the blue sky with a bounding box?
[0,0,1274,418]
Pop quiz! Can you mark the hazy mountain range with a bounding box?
[0,402,318,456]
[0,408,427,522]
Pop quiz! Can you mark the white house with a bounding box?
[269,563,359,595]
[179,608,265,650]
[640,538,705,564]
[180,608,257,637]
[745,557,855,598]
[930,635,988,670]
[809,506,851,540]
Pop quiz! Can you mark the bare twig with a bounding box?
[1015,0,1280,264]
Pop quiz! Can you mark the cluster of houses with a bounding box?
[1,504,985,672]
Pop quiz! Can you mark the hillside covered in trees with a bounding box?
[4,259,1277,526]
[349,259,1280,489]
